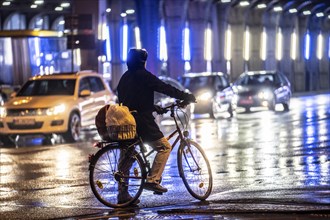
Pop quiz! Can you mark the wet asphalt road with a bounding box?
[0,93,329,219]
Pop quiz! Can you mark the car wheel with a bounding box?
[283,102,290,111]
[63,112,81,143]
[209,102,216,119]
[228,104,234,118]
[42,134,54,146]
[0,135,15,147]
[211,101,218,119]
[269,98,276,111]
[209,110,215,119]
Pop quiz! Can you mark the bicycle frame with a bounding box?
[127,103,189,177]
[91,102,192,182]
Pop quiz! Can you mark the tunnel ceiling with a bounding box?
[0,0,73,15]
[217,0,330,15]
[2,0,330,17]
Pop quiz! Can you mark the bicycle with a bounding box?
[89,100,213,208]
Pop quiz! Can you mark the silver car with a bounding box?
[232,70,292,112]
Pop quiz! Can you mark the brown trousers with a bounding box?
[118,136,171,192]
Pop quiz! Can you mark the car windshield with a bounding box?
[239,74,276,86]
[182,76,215,91]
[17,79,76,96]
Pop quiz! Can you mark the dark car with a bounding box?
[232,70,291,112]
[154,76,192,125]
[180,72,233,118]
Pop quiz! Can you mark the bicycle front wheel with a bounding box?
[89,144,145,208]
[178,140,213,200]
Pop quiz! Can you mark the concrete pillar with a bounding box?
[108,1,124,90]
[279,15,296,91]
[294,16,308,92]
[227,6,247,80]
[135,0,160,77]
[320,20,330,90]
[263,12,277,72]
[214,5,228,75]
[72,0,103,72]
[187,1,209,73]
[246,10,264,72]
[308,16,323,91]
[163,0,186,79]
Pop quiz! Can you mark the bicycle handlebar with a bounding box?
[156,99,195,115]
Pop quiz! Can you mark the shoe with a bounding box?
[117,192,140,205]
[144,182,168,193]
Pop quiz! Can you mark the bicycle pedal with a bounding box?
[153,191,163,195]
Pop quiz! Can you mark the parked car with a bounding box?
[179,72,233,118]
[0,71,117,146]
[232,70,291,112]
[0,84,21,105]
[154,76,192,125]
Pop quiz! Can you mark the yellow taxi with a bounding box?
[0,71,117,146]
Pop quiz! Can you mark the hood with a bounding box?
[4,96,76,109]
[188,86,214,94]
[233,85,275,95]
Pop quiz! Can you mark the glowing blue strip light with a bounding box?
[33,37,41,67]
[305,32,310,60]
[183,26,191,61]
[204,27,212,61]
[122,24,128,61]
[159,25,168,61]
[329,37,330,58]
[106,26,111,61]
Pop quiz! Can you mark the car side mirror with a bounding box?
[10,92,17,98]
[276,82,283,87]
[79,89,91,97]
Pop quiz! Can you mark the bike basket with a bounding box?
[107,125,136,140]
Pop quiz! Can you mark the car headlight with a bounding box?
[46,104,66,116]
[198,91,213,101]
[258,91,272,100]
[0,107,7,118]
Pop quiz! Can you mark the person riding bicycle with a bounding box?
[117,48,196,204]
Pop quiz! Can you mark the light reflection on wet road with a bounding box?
[187,94,330,191]
[0,93,329,219]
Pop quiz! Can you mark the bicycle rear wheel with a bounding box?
[89,144,145,208]
[178,140,213,200]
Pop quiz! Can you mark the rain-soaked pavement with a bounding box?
[0,92,329,219]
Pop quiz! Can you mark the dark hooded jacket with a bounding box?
[117,65,190,142]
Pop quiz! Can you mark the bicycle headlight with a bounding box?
[0,106,7,118]
[46,104,66,116]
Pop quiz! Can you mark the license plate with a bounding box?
[13,118,36,125]
[240,99,253,104]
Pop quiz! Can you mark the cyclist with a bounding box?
[117,48,196,204]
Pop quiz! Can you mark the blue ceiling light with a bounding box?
[304,32,310,60]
